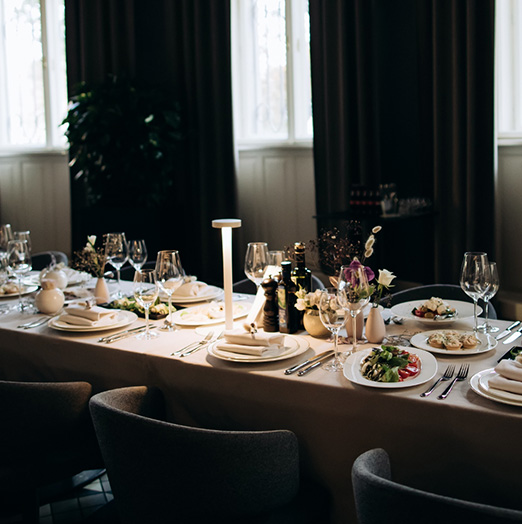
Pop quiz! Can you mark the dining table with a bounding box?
[1,277,522,524]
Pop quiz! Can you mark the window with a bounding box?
[0,0,67,150]
[496,0,522,139]
[232,0,313,144]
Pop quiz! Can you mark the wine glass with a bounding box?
[478,261,499,333]
[105,232,128,298]
[7,240,32,312]
[133,268,159,340]
[460,252,491,332]
[318,288,347,372]
[244,242,269,289]
[14,231,32,254]
[128,240,148,272]
[0,224,13,276]
[155,250,183,331]
[338,262,372,354]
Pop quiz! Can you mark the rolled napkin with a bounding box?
[488,374,522,395]
[223,328,284,347]
[494,359,522,382]
[172,281,208,297]
[59,305,118,326]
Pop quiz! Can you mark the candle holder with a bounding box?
[212,219,242,330]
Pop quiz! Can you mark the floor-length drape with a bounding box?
[65,0,236,285]
[309,0,495,284]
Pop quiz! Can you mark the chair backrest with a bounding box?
[352,448,522,524]
[233,274,325,295]
[89,386,300,524]
[383,284,497,319]
[31,251,69,270]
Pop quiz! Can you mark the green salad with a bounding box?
[107,297,173,319]
[360,345,421,383]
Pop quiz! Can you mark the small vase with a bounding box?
[35,281,64,314]
[366,306,386,343]
[346,311,364,339]
[94,277,110,305]
[303,310,330,338]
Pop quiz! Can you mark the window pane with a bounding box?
[3,0,46,146]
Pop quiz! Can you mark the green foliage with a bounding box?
[62,76,184,207]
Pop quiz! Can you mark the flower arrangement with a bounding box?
[295,288,324,312]
[71,235,107,278]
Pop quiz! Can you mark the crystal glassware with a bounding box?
[244,242,269,289]
[155,250,183,331]
[318,287,347,372]
[13,231,32,253]
[7,239,32,312]
[338,262,371,354]
[105,232,128,298]
[133,268,159,340]
[459,252,491,333]
[478,261,499,333]
[128,239,148,272]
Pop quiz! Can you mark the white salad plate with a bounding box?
[170,302,251,326]
[410,330,497,355]
[48,311,138,332]
[0,285,38,298]
[343,347,438,388]
[207,335,309,363]
[470,368,522,407]
[168,285,223,305]
[390,299,480,325]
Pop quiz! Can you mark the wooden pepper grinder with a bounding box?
[261,277,279,332]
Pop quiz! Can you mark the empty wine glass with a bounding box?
[318,288,347,372]
[7,239,32,312]
[155,250,183,331]
[460,252,491,332]
[133,268,159,340]
[479,261,499,333]
[14,231,31,253]
[338,261,372,354]
[105,232,128,298]
[128,240,148,272]
[0,224,13,275]
[244,242,269,289]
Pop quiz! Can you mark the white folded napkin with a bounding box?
[494,359,522,382]
[488,374,522,395]
[172,281,208,297]
[224,328,284,347]
[59,305,118,326]
[215,343,274,356]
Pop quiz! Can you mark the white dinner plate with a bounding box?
[168,285,223,305]
[390,299,481,325]
[343,347,438,388]
[207,335,310,363]
[470,368,522,407]
[0,284,38,298]
[170,302,251,326]
[48,310,138,332]
[410,330,497,355]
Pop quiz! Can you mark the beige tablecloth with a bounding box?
[1,292,521,523]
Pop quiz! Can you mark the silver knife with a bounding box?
[503,325,522,345]
[284,350,334,375]
[99,325,152,343]
[496,321,521,341]
[297,353,335,376]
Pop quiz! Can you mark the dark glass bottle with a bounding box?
[277,261,299,334]
[291,242,311,294]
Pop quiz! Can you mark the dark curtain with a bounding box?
[65,0,236,285]
[309,0,495,284]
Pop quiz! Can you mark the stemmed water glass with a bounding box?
[155,250,183,331]
[128,240,148,272]
[133,268,159,340]
[7,240,32,312]
[337,262,371,354]
[105,232,128,298]
[318,288,347,372]
[14,231,31,253]
[460,252,491,333]
[478,261,499,333]
[244,242,269,289]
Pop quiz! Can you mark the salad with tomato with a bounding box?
[360,345,421,383]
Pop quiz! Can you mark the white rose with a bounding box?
[377,269,396,287]
[295,298,307,311]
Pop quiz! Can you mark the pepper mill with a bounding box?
[261,277,279,332]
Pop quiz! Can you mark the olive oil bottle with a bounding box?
[278,261,299,333]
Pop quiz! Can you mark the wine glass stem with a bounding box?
[333,330,339,361]
[473,299,478,332]
[168,294,173,323]
[484,299,490,328]
[116,268,121,292]
[352,314,357,352]
[144,306,150,336]
[17,275,23,310]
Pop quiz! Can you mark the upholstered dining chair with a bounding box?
[233,274,326,294]
[31,250,69,270]
[89,386,330,524]
[352,448,522,524]
[382,283,497,319]
[0,380,104,523]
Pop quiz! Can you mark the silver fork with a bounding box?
[17,316,53,329]
[171,331,214,357]
[180,331,223,357]
[420,365,455,397]
[438,363,469,400]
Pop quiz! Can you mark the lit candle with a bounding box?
[212,219,242,330]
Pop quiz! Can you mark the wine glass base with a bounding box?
[477,323,499,333]
[324,357,344,372]
[160,322,178,332]
[136,330,159,340]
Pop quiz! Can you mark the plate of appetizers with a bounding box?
[343,345,437,388]
[0,283,38,298]
[410,329,497,355]
[390,297,480,325]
